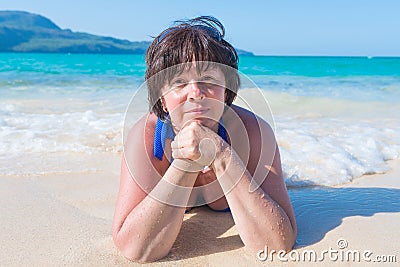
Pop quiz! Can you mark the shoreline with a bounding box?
[1,155,399,266]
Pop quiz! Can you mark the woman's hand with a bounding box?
[171,121,222,171]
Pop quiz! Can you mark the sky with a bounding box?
[1,0,400,56]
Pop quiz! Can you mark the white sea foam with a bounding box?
[0,105,123,155]
[235,88,400,187]
[276,117,400,187]
[1,89,399,186]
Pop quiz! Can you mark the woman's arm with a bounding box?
[212,117,297,252]
[212,143,297,252]
[171,115,297,252]
[112,116,199,263]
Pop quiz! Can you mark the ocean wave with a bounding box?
[276,117,400,187]
[1,106,399,187]
[1,88,399,187]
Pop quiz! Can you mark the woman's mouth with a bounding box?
[185,107,210,114]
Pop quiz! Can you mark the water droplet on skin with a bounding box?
[282,236,286,241]
[259,193,264,199]
[263,202,267,207]
[137,234,141,238]
[160,210,163,214]
[270,208,274,213]
[271,226,274,231]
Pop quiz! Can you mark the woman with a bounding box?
[112,16,297,262]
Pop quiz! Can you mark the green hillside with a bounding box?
[0,10,149,54]
[0,10,253,55]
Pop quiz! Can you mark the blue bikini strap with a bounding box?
[154,118,175,160]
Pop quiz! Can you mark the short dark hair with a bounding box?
[145,16,240,120]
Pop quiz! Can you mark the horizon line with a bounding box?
[1,51,399,58]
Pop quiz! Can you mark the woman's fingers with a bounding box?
[170,140,180,150]
[171,120,219,165]
[171,147,186,159]
[172,145,200,160]
[171,123,200,150]
[172,139,216,167]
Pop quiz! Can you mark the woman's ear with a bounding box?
[161,96,168,113]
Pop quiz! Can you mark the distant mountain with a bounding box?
[0,10,149,54]
[0,10,254,55]
[235,49,253,56]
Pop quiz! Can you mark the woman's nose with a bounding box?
[187,81,205,100]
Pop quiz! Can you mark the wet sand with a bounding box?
[1,153,399,266]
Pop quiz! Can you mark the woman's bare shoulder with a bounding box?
[229,106,277,178]
[127,113,157,137]
[230,104,276,168]
[124,113,158,164]
[230,104,274,134]
[124,113,167,177]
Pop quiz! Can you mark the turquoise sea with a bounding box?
[1,53,400,186]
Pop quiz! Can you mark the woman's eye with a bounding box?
[202,76,215,81]
[172,79,184,85]
[171,79,186,89]
[200,76,220,87]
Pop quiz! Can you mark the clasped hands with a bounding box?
[171,121,222,173]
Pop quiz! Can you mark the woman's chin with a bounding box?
[173,113,220,130]
[190,117,219,129]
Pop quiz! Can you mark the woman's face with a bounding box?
[161,64,226,132]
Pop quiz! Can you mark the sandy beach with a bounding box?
[1,151,399,266]
[1,53,399,267]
